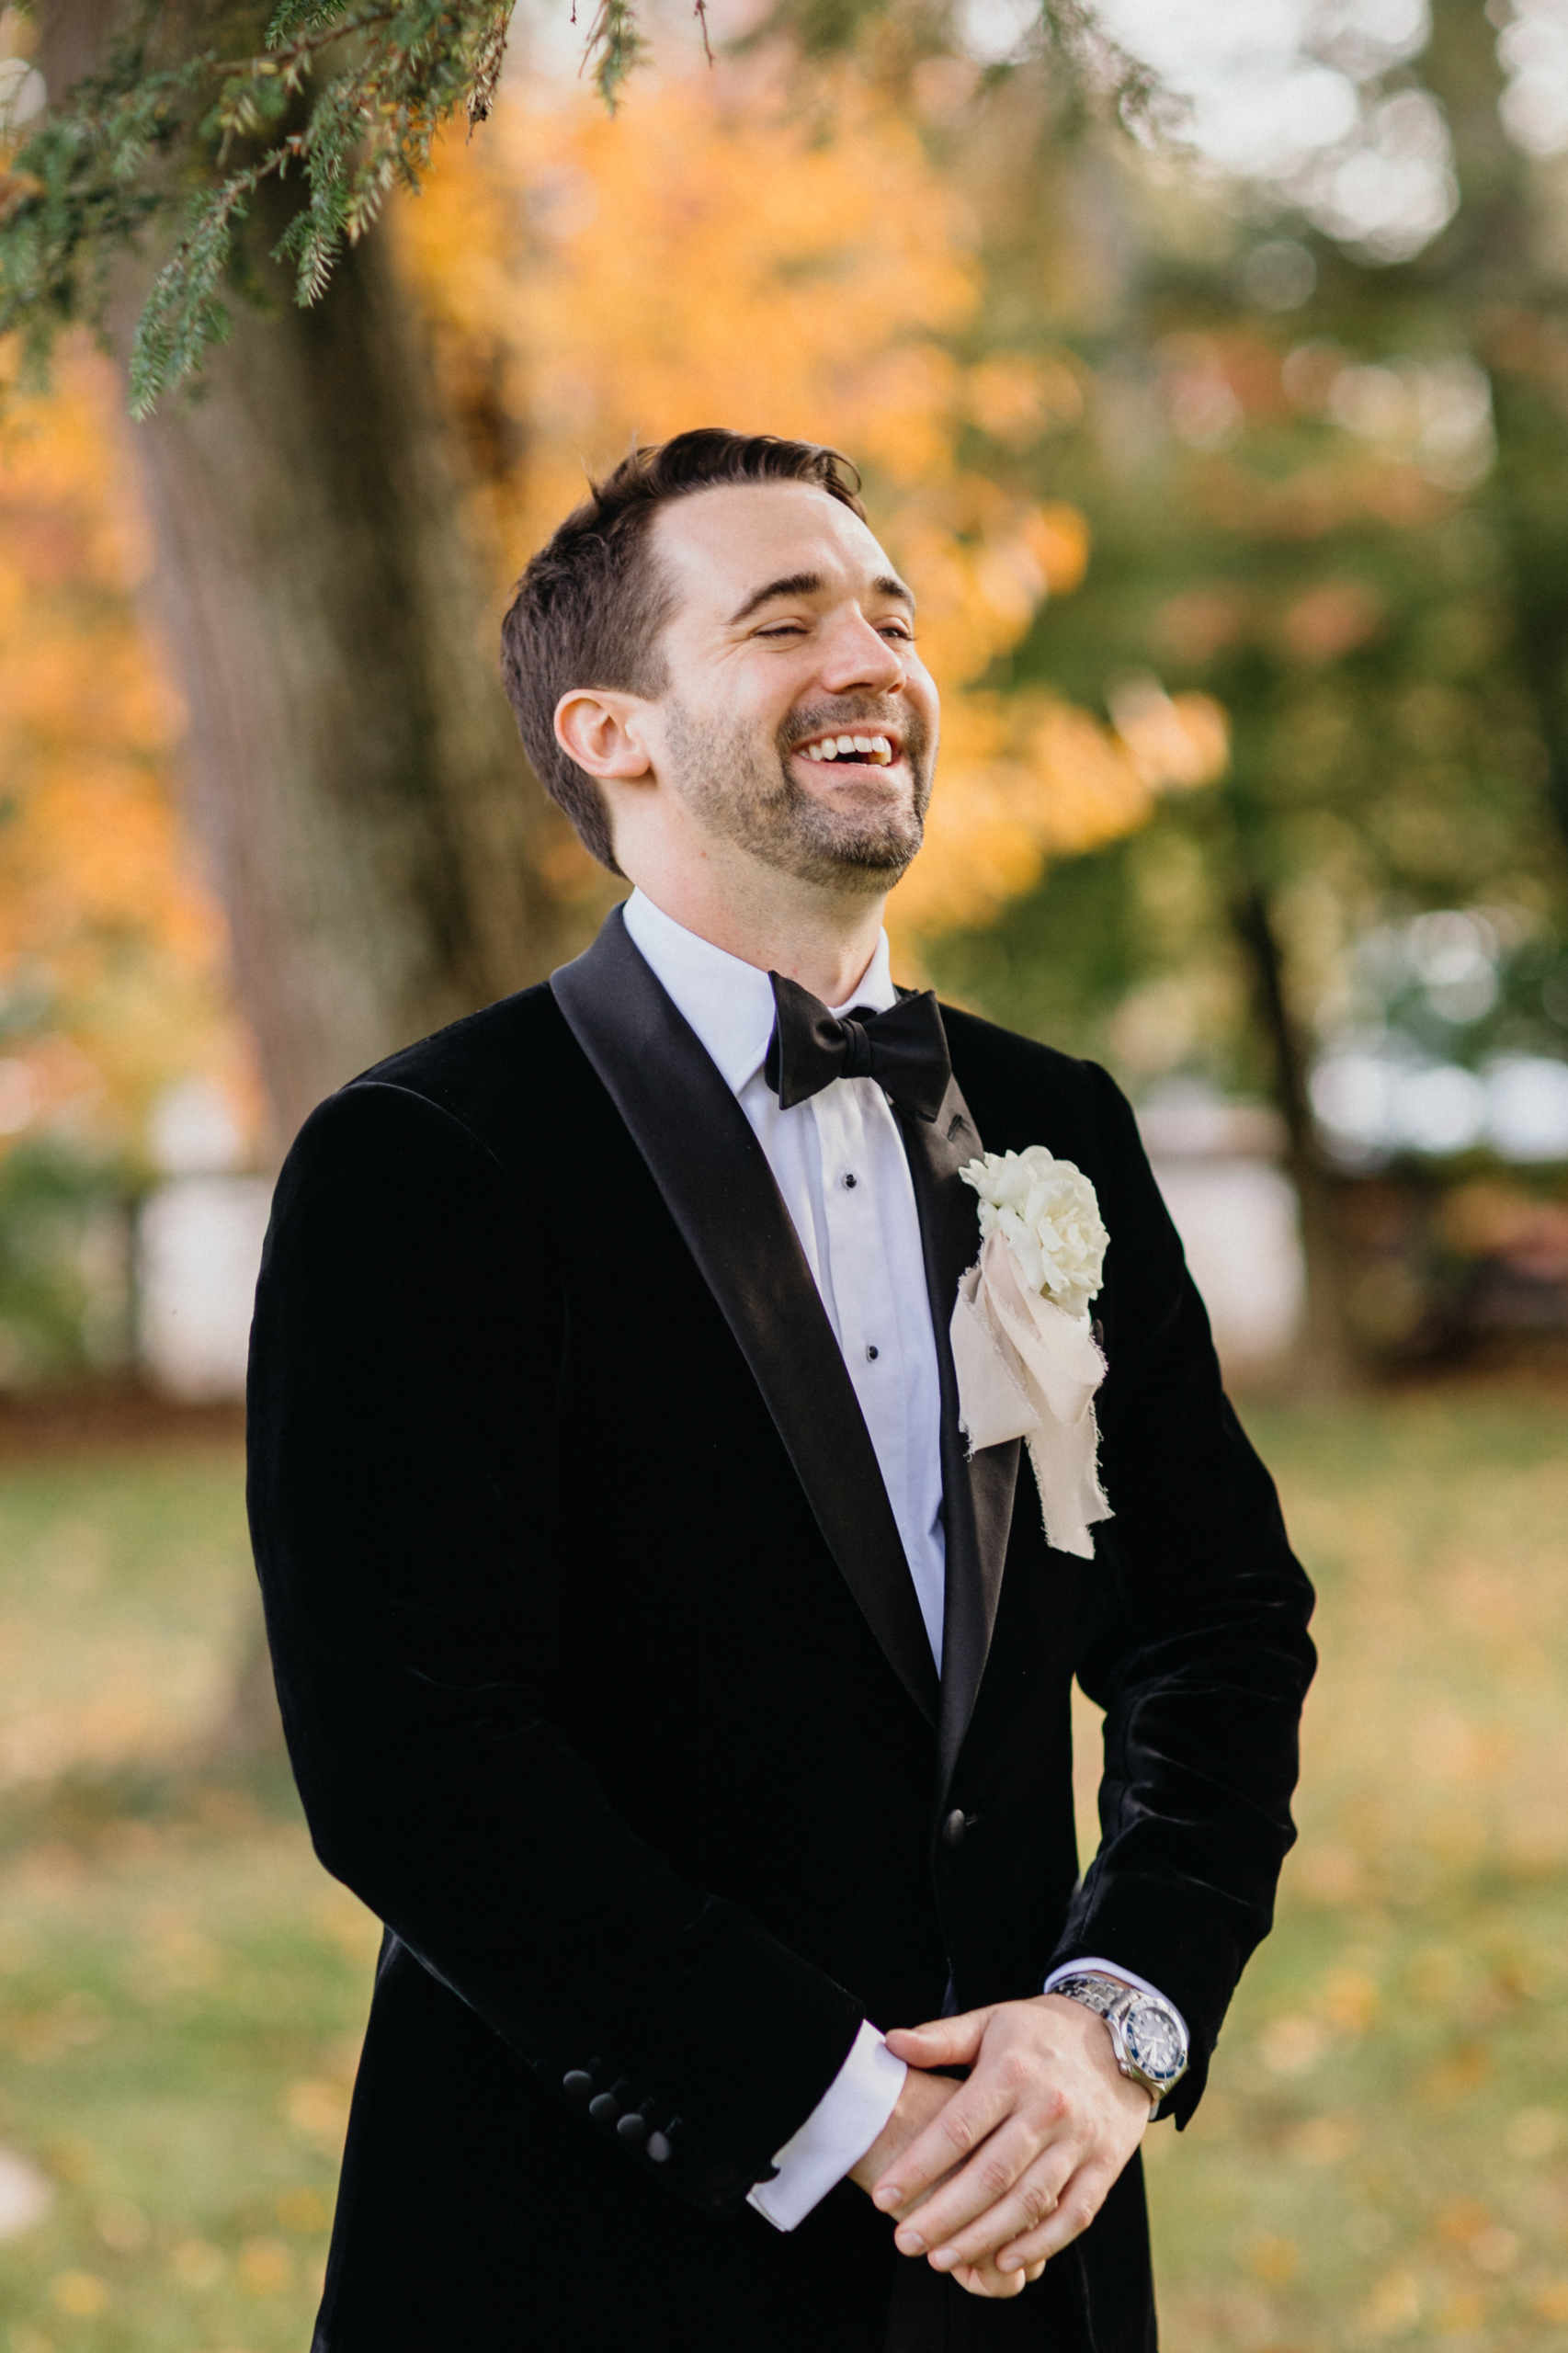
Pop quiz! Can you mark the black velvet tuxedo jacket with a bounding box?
[246,906,1315,2353]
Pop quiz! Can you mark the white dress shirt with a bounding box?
[623,889,948,1665]
[619,891,1181,2231]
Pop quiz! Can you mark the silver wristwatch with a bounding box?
[1051,1972,1188,2108]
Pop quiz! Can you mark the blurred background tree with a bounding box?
[8,0,596,1152]
[0,0,1165,1160]
[917,0,1568,1377]
[2,0,1568,1390]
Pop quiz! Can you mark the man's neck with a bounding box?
[623,861,888,1008]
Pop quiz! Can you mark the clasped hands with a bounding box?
[847,1993,1153,2300]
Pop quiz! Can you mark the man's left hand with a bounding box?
[871,1994,1153,2298]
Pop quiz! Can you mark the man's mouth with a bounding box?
[792,730,901,768]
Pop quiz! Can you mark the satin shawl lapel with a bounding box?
[551,908,940,1728]
[896,1064,1021,1794]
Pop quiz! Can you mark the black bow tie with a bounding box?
[764,972,951,1123]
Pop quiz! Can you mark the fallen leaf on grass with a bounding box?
[283,2077,350,2148]
[51,2270,108,2317]
[237,2235,292,2295]
[1286,2113,1359,2165]
[1259,2017,1328,2076]
[276,2185,330,2233]
[1362,2268,1422,2336]
[1469,2224,1519,2273]
[1247,2232,1301,2283]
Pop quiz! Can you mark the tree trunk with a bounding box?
[1227,867,1360,1394]
[39,0,590,1760]
[41,0,585,1155]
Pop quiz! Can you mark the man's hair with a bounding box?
[500,427,867,873]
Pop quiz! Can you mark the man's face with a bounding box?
[642,481,939,892]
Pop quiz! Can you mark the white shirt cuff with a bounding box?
[746,2019,907,2232]
[1042,1957,1188,2045]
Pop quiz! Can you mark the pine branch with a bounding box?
[128,170,252,414]
[0,0,534,407]
[580,0,649,111]
[1038,0,1168,139]
[466,1,511,126]
[0,0,1163,411]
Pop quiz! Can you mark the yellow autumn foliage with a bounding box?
[0,347,242,1152]
[0,56,1206,1164]
[400,60,1172,952]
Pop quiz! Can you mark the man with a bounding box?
[248,428,1315,2352]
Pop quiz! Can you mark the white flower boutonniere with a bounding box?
[949,1146,1112,1560]
[964,1146,1108,1321]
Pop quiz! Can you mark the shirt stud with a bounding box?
[866,1344,879,1361]
[842,1172,858,1188]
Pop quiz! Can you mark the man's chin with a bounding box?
[777,820,923,892]
[783,775,926,883]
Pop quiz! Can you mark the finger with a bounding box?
[888,2063,1079,2247]
[879,2075,1041,2228]
[884,2006,995,2071]
[952,2263,1025,2299]
[924,2149,1075,2272]
[892,2115,1053,2256]
[994,2165,1111,2271]
[951,2256,1045,2298]
[870,2042,1054,2221]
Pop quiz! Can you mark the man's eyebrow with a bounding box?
[727,573,824,625]
[726,570,917,626]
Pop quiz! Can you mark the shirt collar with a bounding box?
[620,889,897,1098]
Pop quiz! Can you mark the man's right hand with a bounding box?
[849,2069,1043,2302]
[848,2064,953,2200]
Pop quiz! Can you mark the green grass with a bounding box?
[1141,1388,1568,2351]
[0,1452,378,2353]
[0,1392,1564,2349]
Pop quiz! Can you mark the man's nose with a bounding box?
[817,609,906,696]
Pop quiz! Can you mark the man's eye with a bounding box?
[756,621,808,638]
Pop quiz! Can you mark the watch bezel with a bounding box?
[1118,1994,1187,2089]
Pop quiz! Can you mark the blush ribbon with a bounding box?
[949,1229,1112,1561]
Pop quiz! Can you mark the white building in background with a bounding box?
[130,1067,1308,1402]
[136,1080,271,1402]
[1311,1045,1568,1164]
[1139,1081,1307,1373]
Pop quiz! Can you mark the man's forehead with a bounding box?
[651,480,899,613]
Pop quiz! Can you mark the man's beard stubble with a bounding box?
[664,697,934,893]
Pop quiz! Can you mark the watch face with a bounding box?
[1125,2000,1184,2084]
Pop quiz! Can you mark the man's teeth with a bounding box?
[802,735,894,765]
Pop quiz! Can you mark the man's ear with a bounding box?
[555,689,655,780]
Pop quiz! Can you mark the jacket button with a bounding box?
[562,2070,595,2100]
[940,1808,968,1853]
[617,2110,649,2147]
[588,2092,619,2124]
[646,2131,671,2164]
